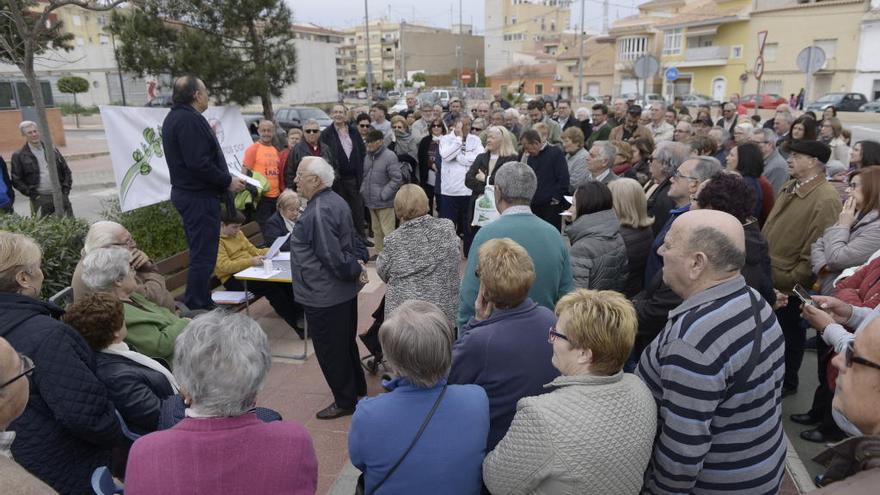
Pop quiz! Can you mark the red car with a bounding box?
[740,94,787,109]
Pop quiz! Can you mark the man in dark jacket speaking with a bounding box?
[291,156,367,420]
[162,75,245,310]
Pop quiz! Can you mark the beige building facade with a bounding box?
[747,0,869,102]
[484,0,573,76]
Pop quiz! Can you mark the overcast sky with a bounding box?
[287,0,643,34]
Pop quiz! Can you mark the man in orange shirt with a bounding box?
[244,120,282,226]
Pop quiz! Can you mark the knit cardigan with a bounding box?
[215,230,267,283]
[483,372,656,495]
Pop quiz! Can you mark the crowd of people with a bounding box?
[2,74,880,494]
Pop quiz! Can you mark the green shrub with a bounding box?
[101,198,188,261]
[0,214,89,299]
[59,103,99,116]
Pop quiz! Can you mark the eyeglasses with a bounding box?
[358,124,371,128]
[844,341,880,371]
[0,353,34,389]
[431,124,444,128]
[548,326,570,344]
[304,129,320,134]
[674,170,699,181]
[471,128,484,133]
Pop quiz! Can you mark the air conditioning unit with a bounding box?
[554,74,563,81]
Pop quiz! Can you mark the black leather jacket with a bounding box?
[10,142,72,197]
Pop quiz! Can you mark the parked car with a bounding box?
[418,92,440,107]
[579,95,601,104]
[642,93,666,108]
[242,113,289,146]
[432,89,450,109]
[145,95,173,108]
[806,92,868,113]
[680,94,717,107]
[740,94,787,109]
[860,100,880,113]
[619,92,641,104]
[389,97,408,114]
[386,90,402,100]
[274,106,332,131]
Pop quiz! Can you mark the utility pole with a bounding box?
[400,20,406,88]
[364,0,373,102]
[602,0,609,35]
[108,29,127,106]
[458,0,464,89]
[577,0,585,102]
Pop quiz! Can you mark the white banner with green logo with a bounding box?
[99,105,252,211]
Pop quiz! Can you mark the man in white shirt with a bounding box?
[648,103,674,143]
[439,114,484,242]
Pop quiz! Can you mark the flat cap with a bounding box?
[788,139,831,164]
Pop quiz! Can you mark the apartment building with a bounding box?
[484,0,573,76]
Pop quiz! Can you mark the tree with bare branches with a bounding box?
[0,0,125,215]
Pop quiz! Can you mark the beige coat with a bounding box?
[762,176,842,292]
[0,456,56,494]
[608,124,653,143]
[482,372,656,495]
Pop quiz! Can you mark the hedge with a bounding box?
[0,214,89,299]
[100,198,188,261]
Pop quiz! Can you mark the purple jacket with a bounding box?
[125,413,317,495]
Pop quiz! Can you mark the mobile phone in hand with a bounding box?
[792,284,814,306]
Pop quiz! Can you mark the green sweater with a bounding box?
[458,212,574,328]
[123,292,189,363]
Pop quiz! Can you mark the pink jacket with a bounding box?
[125,413,317,495]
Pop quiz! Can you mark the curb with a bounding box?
[67,151,110,162]
[785,432,816,493]
[73,181,117,192]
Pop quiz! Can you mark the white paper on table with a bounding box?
[232,170,262,188]
[211,291,253,304]
[271,252,290,261]
[236,267,281,279]
[265,232,290,260]
[560,211,573,217]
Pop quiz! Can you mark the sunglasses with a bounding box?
[304,129,320,134]
[359,124,371,128]
[431,124,444,128]
[844,341,880,371]
[548,326,570,344]
[0,353,34,389]
[471,128,484,133]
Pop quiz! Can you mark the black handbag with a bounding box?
[355,385,448,495]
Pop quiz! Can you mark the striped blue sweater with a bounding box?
[636,276,786,494]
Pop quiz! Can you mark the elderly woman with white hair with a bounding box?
[124,311,318,494]
[72,220,176,311]
[260,189,301,252]
[349,300,489,495]
[81,246,189,364]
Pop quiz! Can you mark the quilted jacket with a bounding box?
[94,352,175,433]
[811,210,880,295]
[835,255,880,309]
[360,145,402,209]
[619,225,653,298]
[483,372,656,495]
[566,209,628,292]
[0,293,120,494]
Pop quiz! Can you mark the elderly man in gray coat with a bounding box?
[361,130,403,251]
[752,128,789,195]
[291,157,367,420]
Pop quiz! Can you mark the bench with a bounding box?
[156,221,266,303]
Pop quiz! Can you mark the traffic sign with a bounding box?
[754,56,765,80]
[757,30,768,55]
[797,46,826,74]
[665,66,679,82]
[633,55,660,79]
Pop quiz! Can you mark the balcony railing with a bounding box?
[684,45,729,62]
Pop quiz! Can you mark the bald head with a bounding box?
[661,209,746,298]
[679,210,745,272]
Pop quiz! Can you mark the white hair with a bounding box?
[81,247,131,292]
[575,107,589,120]
[503,108,520,119]
[301,157,335,188]
[18,121,37,135]
[173,310,271,417]
[83,221,126,255]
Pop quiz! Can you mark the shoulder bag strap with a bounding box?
[368,384,448,495]
[728,290,764,396]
